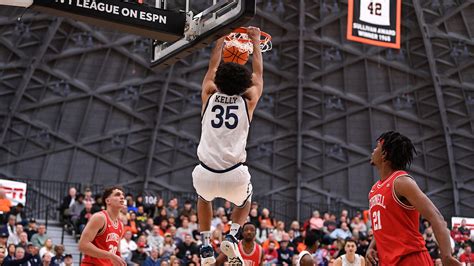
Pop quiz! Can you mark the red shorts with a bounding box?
[398,251,433,266]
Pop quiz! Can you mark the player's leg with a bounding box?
[220,166,252,265]
[193,165,217,265]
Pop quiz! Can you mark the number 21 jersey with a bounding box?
[197,92,250,170]
[368,170,427,265]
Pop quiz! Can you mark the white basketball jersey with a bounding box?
[296,250,312,266]
[341,254,362,266]
[197,92,250,170]
[359,0,390,26]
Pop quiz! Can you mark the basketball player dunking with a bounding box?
[79,186,126,266]
[215,222,263,266]
[296,230,318,266]
[193,26,263,265]
[366,131,460,266]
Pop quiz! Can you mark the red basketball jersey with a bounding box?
[368,170,428,265]
[238,241,262,266]
[81,210,124,266]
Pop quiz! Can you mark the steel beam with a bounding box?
[413,0,460,215]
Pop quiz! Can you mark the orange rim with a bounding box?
[226,27,272,43]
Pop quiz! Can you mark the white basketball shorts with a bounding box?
[192,162,253,207]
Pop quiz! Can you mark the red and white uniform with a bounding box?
[238,241,262,266]
[369,170,432,265]
[81,210,124,266]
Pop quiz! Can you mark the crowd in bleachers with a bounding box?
[1,185,473,266]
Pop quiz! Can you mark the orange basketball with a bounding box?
[222,45,249,65]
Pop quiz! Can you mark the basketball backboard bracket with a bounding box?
[150,0,256,68]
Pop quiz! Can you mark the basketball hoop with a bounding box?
[224,27,272,54]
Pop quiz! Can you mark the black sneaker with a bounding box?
[221,234,244,265]
[200,245,216,265]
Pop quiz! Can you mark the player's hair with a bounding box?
[102,186,124,206]
[304,229,319,248]
[377,131,417,170]
[214,62,252,96]
[242,222,256,231]
[344,239,357,247]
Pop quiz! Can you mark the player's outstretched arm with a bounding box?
[365,238,378,265]
[394,176,461,266]
[201,37,225,104]
[78,213,126,266]
[243,26,263,105]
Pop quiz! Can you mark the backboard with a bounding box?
[150,0,256,68]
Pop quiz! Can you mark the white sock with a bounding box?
[230,223,240,237]
[201,231,211,246]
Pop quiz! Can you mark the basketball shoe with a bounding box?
[200,245,216,265]
[221,234,244,265]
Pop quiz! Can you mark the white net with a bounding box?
[224,31,272,54]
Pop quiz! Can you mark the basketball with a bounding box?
[222,45,249,65]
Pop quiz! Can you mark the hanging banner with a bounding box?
[347,0,401,49]
[0,179,27,206]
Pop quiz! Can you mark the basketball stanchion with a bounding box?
[222,27,272,65]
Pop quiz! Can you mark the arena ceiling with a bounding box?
[0,0,473,220]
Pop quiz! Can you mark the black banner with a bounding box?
[33,0,186,41]
[347,0,401,49]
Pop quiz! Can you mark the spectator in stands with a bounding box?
[15,232,28,250]
[143,247,160,266]
[278,233,294,265]
[83,188,94,206]
[51,244,64,266]
[3,215,17,237]
[126,194,137,214]
[459,245,474,264]
[176,217,193,241]
[151,198,165,220]
[424,227,439,261]
[290,221,301,239]
[176,234,198,264]
[131,242,149,265]
[249,208,260,228]
[168,226,182,246]
[31,224,49,248]
[154,208,168,226]
[5,246,32,266]
[350,216,367,234]
[27,244,41,266]
[160,233,176,260]
[0,246,5,264]
[310,211,324,231]
[39,238,54,258]
[0,188,12,224]
[127,211,140,238]
[293,228,306,253]
[7,224,23,246]
[91,194,104,213]
[148,225,164,250]
[59,187,76,225]
[0,231,10,248]
[143,218,155,236]
[166,198,178,219]
[259,208,275,229]
[274,221,285,242]
[262,233,280,250]
[329,222,352,240]
[5,244,16,262]
[120,230,137,266]
[256,219,271,244]
[63,253,73,266]
[451,225,468,247]
[179,200,196,220]
[189,214,198,232]
[158,219,169,236]
[69,193,85,233]
[356,234,369,257]
[211,208,224,229]
[223,200,232,219]
[41,252,52,266]
[459,219,471,239]
[7,203,27,226]
[263,241,279,265]
[25,219,38,240]
[78,201,93,233]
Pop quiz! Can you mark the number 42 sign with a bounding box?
[347,0,401,49]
